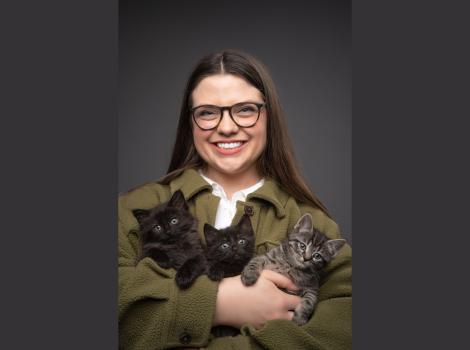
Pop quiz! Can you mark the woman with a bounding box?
[118,50,352,349]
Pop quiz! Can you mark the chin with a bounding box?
[216,164,251,176]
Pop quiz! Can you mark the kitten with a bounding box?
[204,214,255,337]
[241,213,346,326]
[132,190,206,289]
[204,213,255,281]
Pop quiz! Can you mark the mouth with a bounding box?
[211,141,247,155]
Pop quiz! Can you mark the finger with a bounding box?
[262,270,299,291]
[287,311,295,321]
[283,293,301,310]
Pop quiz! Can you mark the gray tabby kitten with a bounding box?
[241,213,346,326]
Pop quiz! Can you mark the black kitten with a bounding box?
[204,214,255,337]
[204,213,255,281]
[132,190,206,289]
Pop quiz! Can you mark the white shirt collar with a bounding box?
[198,169,265,202]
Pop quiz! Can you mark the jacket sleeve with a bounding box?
[202,206,352,350]
[118,197,219,350]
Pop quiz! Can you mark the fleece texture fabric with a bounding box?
[118,168,352,350]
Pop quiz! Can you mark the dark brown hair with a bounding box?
[160,50,330,217]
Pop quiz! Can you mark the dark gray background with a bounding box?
[5,1,470,348]
[119,0,351,243]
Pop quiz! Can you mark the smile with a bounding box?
[217,142,243,149]
[211,141,246,155]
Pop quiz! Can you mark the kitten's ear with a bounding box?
[325,239,346,257]
[132,209,150,225]
[168,190,188,210]
[293,213,313,233]
[238,214,254,234]
[203,223,219,246]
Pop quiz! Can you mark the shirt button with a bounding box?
[244,206,254,216]
[179,332,192,345]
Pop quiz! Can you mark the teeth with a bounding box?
[217,142,242,149]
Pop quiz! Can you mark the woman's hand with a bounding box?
[213,270,301,329]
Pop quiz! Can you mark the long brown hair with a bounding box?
[160,50,331,217]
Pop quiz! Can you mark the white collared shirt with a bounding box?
[199,170,265,229]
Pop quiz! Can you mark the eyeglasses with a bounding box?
[191,102,265,131]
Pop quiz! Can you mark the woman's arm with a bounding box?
[202,206,352,350]
[118,190,219,350]
[119,224,219,349]
[201,243,352,350]
[213,270,301,329]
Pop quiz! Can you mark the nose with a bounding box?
[217,110,239,135]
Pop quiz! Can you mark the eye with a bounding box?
[313,253,322,260]
[238,239,246,245]
[240,106,255,113]
[170,218,178,225]
[153,225,162,232]
[195,107,219,120]
[220,243,230,250]
[299,243,306,251]
[200,110,215,116]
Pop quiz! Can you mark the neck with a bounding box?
[202,166,262,199]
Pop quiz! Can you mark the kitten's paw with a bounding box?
[292,313,309,326]
[207,268,224,282]
[175,271,195,289]
[240,270,259,286]
[292,310,310,326]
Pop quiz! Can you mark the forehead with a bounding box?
[192,74,263,106]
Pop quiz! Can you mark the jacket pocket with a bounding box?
[140,257,176,279]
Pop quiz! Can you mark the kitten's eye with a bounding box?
[153,225,162,232]
[170,218,178,225]
[220,243,230,250]
[238,239,246,245]
[313,253,322,260]
[299,243,306,251]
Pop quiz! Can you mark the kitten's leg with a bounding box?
[175,254,206,289]
[143,249,172,269]
[207,263,225,282]
[240,256,268,286]
[292,289,318,326]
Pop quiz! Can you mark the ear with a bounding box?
[132,209,150,225]
[325,239,346,257]
[203,223,219,246]
[293,213,313,233]
[168,190,188,210]
[237,214,253,234]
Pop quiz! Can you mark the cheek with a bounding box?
[249,116,268,153]
[192,125,209,154]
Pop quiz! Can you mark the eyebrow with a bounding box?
[191,101,265,109]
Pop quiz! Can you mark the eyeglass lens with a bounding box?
[193,103,261,130]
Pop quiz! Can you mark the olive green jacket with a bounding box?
[118,168,352,350]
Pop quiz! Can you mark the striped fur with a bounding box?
[241,213,345,325]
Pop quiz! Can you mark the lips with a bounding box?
[211,140,247,155]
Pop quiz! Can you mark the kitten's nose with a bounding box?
[303,253,312,261]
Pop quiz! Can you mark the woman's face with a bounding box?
[191,74,267,180]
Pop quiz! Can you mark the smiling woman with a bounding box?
[118,50,352,350]
[192,75,268,197]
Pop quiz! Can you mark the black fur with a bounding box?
[204,214,255,337]
[132,190,206,289]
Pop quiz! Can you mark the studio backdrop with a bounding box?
[119,0,351,243]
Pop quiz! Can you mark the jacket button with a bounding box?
[244,206,254,216]
[179,332,192,345]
